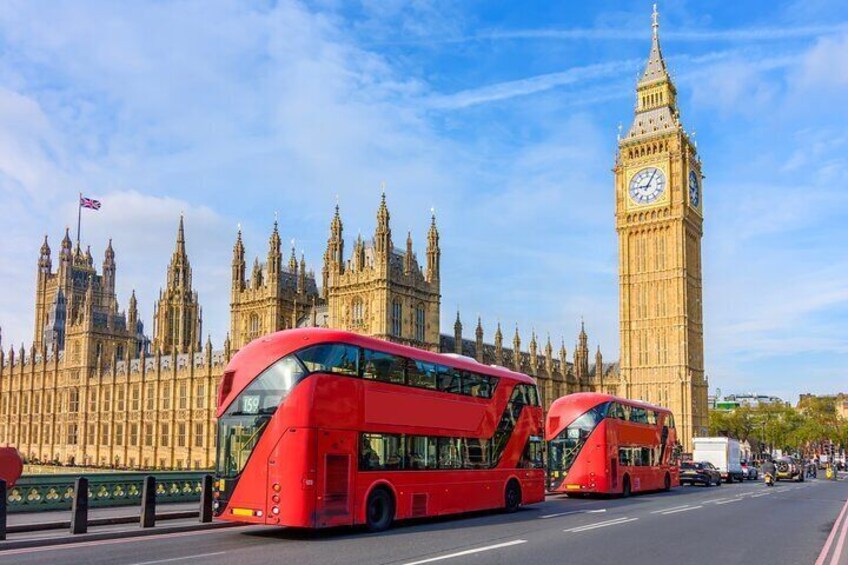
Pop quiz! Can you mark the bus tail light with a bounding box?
[272,483,281,492]
[272,506,280,515]
[272,494,280,503]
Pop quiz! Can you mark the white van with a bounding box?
[692,437,745,483]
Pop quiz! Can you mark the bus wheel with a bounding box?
[504,480,522,513]
[663,473,671,492]
[621,475,631,498]
[365,487,395,532]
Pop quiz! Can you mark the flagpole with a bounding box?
[76,192,82,248]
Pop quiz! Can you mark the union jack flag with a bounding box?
[80,196,101,210]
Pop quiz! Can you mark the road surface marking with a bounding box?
[564,517,637,533]
[816,496,848,565]
[660,505,702,515]
[563,516,639,533]
[402,540,527,565]
[651,505,691,514]
[541,509,606,519]
[704,498,732,504]
[715,498,742,505]
[128,552,228,565]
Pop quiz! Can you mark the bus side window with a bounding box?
[437,366,462,394]
[437,437,463,469]
[619,447,632,466]
[362,349,405,385]
[407,360,437,389]
[630,407,648,424]
[462,372,483,397]
[360,434,383,470]
[481,376,498,399]
[297,344,359,376]
[407,436,437,470]
[526,385,540,406]
[462,438,491,469]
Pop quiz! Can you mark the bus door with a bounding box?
[316,430,355,527]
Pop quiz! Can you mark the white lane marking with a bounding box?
[403,540,527,565]
[127,552,228,565]
[541,509,606,519]
[704,498,733,504]
[651,505,692,514]
[660,505,703,515]
[565,517,638,533]
[715,498,742,505]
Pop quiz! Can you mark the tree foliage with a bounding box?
[708,400,846,456]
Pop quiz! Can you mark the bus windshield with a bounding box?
[216,355,305,478]
[549,401,609,476]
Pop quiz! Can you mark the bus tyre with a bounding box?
[663,473,671,492]
[365,487,394,532]
[504,480,522,513]
[621,475,631,498]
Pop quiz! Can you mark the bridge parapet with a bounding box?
[6,471,208,513]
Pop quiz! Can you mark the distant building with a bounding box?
[712,393,786,411]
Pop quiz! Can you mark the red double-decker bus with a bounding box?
[546,392,678,497]
[213,328,545,531]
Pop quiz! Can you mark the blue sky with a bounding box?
[1,0,846,402]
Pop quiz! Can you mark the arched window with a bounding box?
[248,313,260,340]
[391,300,402,337]
[415,304,426,342]
[352,299,364,326]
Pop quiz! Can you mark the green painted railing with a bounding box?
[6,472,209,513]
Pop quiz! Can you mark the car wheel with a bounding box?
[365,487,395,532]
[663,473,671,492]
[504,479,522,513]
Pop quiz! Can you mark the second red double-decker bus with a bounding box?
[213,328,545,531]
[546,392,678,496]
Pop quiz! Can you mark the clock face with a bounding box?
[689,170,700,207]
[629,167,666,205]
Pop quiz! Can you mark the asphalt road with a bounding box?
[2,477,846,565]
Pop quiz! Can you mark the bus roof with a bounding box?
[221,328,536,412]
[548,392,672,420]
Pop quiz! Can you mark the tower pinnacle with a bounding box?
[652,3,659,38]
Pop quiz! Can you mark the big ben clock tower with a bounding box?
[615,5,708,451]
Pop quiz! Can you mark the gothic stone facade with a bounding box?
[0,220,223,469]
[1,10,712,467]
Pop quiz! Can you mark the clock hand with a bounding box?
[647,169,657,187]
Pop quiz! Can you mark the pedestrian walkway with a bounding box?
[1,501,231,551]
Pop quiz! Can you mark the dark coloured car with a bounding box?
[776,457,804,482]
[740,459,758,480]
[680,461,722,486]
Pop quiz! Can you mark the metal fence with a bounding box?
[7,471,208,513]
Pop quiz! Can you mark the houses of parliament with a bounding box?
[0,8,708,470]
